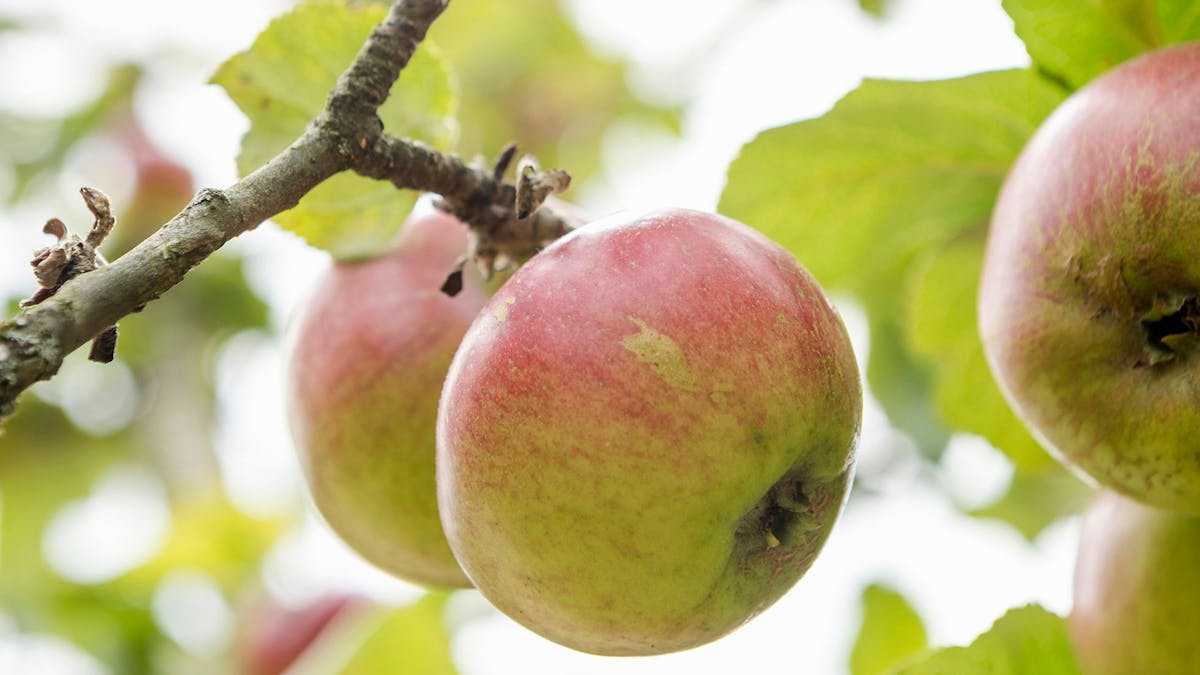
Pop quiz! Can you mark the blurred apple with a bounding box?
[287,212,485,588]
[1070,491,1200,675]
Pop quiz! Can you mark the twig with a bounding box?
[0,0,575,420]
[352,136,581,285]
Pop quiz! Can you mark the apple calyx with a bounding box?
[1140,294,1200,366]
[736,469,832,555]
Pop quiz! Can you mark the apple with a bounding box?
[1069,491,1200,675]
[240,594,361,675]
[437,208,862,655]
[287,211,485,588]
[979,44,1200,513]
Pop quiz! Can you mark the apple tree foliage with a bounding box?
[722,0,1200,671]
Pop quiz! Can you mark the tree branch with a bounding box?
[0,0,575,420]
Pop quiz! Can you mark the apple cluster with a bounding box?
[286,207,863,654]
[979,44,1200,674]
[284,43,1200,668]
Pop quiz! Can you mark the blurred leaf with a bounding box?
[1159,0,1200,41]
[971,467,1093,540]
[340,594,457,675]
[213,0,457,260]
[720,70,1065,456]
[850,584,927,675]
[0,402,159,673]
[1,64,141,203]
[288,595,457,675]
[866,316,948,457]
[119,495,283,594]
[0,402,130,605]
[905,238,1051,471]
[427,0,681,186]
[860,255,951,458]
[175,255,269,336]
[47,586,157,675]
[894,605,1081,675]
[858,0,890,18]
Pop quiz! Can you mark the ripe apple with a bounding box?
[1069,491,1200,675]
[979,44,1200,513]
[437,208,862,655]
[287,211,485,588]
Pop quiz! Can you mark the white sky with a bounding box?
[0,1,1079,674]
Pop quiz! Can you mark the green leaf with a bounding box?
[212,0,457,260]
[1000,0,1200,88]
[720,70,1064,290]
[427,0,681,186]
[340,594,457,675]
[905,238,1052,471]
[971,467,1093,540]
[720,70,1064,455]
[894,605,1081,675]
[850,584,928,675]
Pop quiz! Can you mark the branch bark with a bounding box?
[0,0,574,420]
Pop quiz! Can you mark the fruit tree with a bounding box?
[2,1,1199,673]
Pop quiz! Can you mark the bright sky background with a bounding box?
[0,1,1080,674]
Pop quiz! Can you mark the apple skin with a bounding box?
[287,211,486,588]
[979,44,1200,513]
[1069,491,1200,675]
[437,208,862,655]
